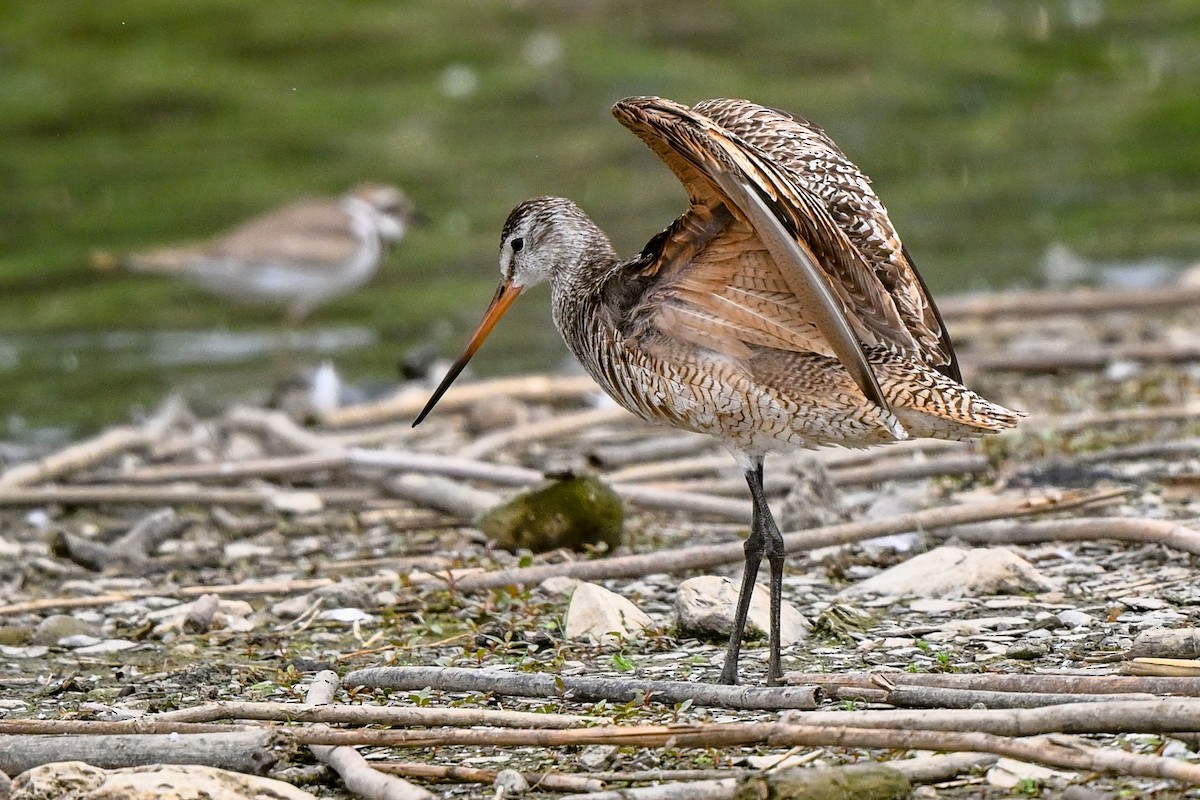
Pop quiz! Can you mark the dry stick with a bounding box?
[779,697,1200,736]
[224,405,344,455]
[113,507,188,558]
[373,763,603,793]
[587,432,714,469]
[828,452,990,487]
[150,700,596,729]
[865,685,1162,709]
[322,374,602,428]
[304,670,434,800]
[348,448,544,486]
[0,574,398,617]
[937,283,1200,320]
[0,484,377,509]
[460,406,637,460]
[385,474,500,519]
[783,672,1200,696]
[940,517,1200,556]
[344,667,822,711]
[1130,629,1200,660]
[446,487,1123,593]
[285,723,1200,784]
[0,426,153,488]
[1015,403,1200,437]
[101,452,351,485]
[0,730,285,776]
[970,341,1200,374]
[0,720,250,736]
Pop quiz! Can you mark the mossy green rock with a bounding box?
[478,476,624,554]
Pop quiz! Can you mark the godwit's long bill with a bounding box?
[415,97,1020,685]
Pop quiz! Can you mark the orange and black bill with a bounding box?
[412,280,523,426]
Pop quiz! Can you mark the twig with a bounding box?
[970,341,1200,374]
[0,484,376,509]
[343,667,822,710]
[937,284,1200,320]
[1131,629,1200,660]
[461,407,637,459]
[586,433,714,469]
[224,405,344,455]
[0,426,154,488]
[847,684,1161,709]
[828,452,990,487]
[0,730,286,776]
[321,375,602,428]
[348,447,543,486]
[283,723,1200,783]
[783,671,1200,696]
[304,670,433,800]
[940,517,1200,556]
[149,700,596,729]
[446,487,1124,592]
[99,452,350,485]
[383,474,500,519]
[113,507,189,559]
[779,697,1200,736]
[373,763,603,792]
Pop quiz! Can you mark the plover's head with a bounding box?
[347,183,416,242]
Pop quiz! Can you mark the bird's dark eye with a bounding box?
[511,237,524,253]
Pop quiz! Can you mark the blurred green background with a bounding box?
[2,1,1199,435]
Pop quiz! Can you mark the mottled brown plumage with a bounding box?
[416,96,1020,685]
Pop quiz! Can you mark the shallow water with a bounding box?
[2,2,1199,435]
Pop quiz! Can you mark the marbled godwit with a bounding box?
[99,184,416,322]
[415,97,1020,684]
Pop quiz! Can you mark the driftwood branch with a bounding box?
[937,284,1200,320]
[345,667,821,710]
[283,723,1200,784]
[149,700,595,729]
[784,671,1200,696]
[321,375,601,428]
[0,730,286,776]
[941,517,1200,556]
[304,670,433,800]
[0,484,375,509]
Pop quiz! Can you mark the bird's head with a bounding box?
[349,183,417,242]
[413,196,604,426]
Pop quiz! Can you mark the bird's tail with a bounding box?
[876,353,1022,441]
[91,245,206,274]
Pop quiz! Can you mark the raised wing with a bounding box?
[611,96,959,404]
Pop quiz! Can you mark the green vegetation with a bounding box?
[4,1,1200,430]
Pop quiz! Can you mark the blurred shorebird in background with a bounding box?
[96,184,416,323]
[414,96,1021,685]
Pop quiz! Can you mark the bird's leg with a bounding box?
[720,456,777,685]
[752,459,787,685]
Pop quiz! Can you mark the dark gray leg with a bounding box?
[719,457,785,685]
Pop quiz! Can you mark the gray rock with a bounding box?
[1057,609,1097,629]
[32,615,94,646]
[10,761,317,799]
[1006,639,1051,660]
[839,546,1056,600]
[675,575,808,645]
[563,582,653,645]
